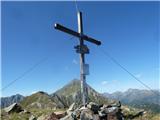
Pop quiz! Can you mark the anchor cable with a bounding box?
[1,37,74,92]
[1,57,48,91]
[98,47,159,96]
[72,1,158,96]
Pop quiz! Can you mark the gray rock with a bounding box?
[87,102,100,114]
[71,108,81,119]
[92,114,100,120]
[59,101,128,120]
[80,108,94,120]
[107,106,118,113]
[68,103,76,111]
[67,102,82,115]
[98,110,107,118]
[4,103,23,114]
[54,111,67,119]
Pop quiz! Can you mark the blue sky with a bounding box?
[1,1,159,96]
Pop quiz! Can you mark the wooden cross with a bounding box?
[54,11,101,106]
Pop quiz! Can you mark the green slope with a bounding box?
[20,91,57,110]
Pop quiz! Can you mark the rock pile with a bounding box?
[2,102,145,120]
[61,101,124,120]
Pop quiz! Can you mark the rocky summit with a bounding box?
[60,101,146,120]
[1,101,146,120]
[61,102,124,120]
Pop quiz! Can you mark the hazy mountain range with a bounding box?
[103,89,160,113]
[1,79,110,110]
[1,80,160,113]
[0,94,24,108]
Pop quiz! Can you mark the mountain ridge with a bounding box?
[1,80,159,114]
[103,88,160,113]
[0,94,24,108]
[0,79,111,110]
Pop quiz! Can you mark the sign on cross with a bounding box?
[54,11,101,107]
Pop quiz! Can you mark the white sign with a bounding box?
[83,64,89,75]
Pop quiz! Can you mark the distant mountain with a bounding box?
[51,79,112,107]
[1,80,160,120]
[103,89,160,113]
[0,94,24,108]
[17,79,111,110]
[20,91,62,110]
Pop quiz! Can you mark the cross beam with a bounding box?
[54,11,101,106]
[54,24,101,45]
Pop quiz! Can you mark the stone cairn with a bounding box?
[61,101,124,120]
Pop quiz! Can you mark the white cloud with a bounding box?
[101,80,118,86]
[101,81,108,85]
[30,91,38,95]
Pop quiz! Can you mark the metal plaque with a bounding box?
[83,64,89,75]
[74,45,89,54]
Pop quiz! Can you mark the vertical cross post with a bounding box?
[77,12,87,106]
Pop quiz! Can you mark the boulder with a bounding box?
[68,103,76,111]
[4,103,24,114]
[98,110,107,118]
[67,102,81,115]
[87,102,100,114]
[80,108,95,120]
[54,111,66,119]
[99,103,124,120]
[61,101,136,120]
[71,108,81,119]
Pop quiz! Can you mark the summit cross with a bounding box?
[54,11,101,106]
